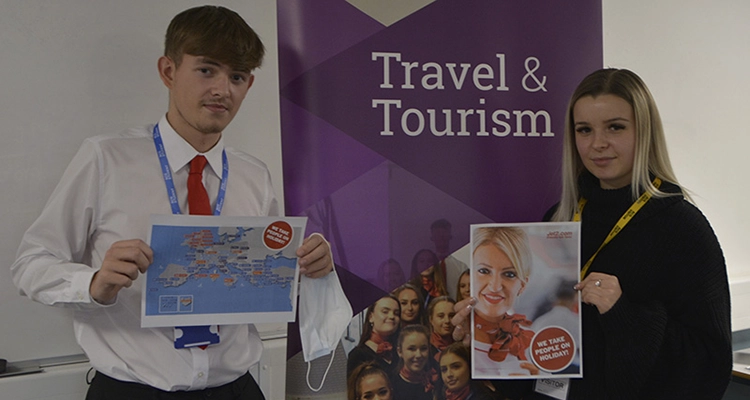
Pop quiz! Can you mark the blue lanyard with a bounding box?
[153,124,228,216]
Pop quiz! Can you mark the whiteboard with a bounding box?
[0,0,283,363]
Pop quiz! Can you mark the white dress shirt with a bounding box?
[11,115,279,391]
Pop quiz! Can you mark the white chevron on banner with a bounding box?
[346,0,435,26]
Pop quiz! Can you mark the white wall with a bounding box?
[0,0,282,363]
[602,0,750,329]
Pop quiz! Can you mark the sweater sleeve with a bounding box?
[598,202,732,399]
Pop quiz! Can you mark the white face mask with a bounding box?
[298,236,352,391]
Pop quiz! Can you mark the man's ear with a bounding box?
[246,74,255,90]
[157,56,176,89]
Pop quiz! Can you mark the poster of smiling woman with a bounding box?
[470,222,582,379]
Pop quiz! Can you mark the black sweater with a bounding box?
[529,173,732,399]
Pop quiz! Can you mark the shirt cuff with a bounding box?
[70,268,116,307]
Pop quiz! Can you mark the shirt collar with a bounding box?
[157,114,225,175]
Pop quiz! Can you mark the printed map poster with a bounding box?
[470,222,581,379]
[141,215,307,328]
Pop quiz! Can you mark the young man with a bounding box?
[11,6,332,399]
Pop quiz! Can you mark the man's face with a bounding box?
[160,54,254,144]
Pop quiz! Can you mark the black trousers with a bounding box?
[86,371,266,400]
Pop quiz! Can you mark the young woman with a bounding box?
[410,249,440,278]
[471,227,536,377]
[393,283,427,327]
[347,362,394,400]
[347,295,401,378]
[455,270,470,303]
[437,342,497,400]
[390,324,438,400]
[377,258,406,291]
[427,296,456,363]
[452,68,732,399]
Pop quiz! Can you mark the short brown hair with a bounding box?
[164,5,265,72]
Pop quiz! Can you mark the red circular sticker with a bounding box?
[530,326,575,373]
[263,221,293,250]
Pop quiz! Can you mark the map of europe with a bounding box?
[144,225,298,317]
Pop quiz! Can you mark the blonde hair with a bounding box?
[455,269,470,302]
[472,227,531,282]
[552,68,686,221]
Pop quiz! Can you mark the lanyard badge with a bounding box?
[574,178,662,279]
[152,124,228,348]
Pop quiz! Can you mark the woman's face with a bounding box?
[430,300,455,336]
[440,352,470,392]
[379,261,405,289]
[358,373,393,400]
[473,244,526,321]
[398,288,420,323]
[369,297,400,336]
[458,273,470,300]
[398,332,429,373]
[573,94,636,189]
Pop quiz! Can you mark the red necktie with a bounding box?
[187,155,212,349]
[188,156,212,215]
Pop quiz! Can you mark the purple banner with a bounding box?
[279,0,602,389]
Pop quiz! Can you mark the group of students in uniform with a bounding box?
[347,259,499,400]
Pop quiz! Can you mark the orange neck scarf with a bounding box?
[445,385,471,400]
[474,312,533,362]
[431,331,454,362]
[399,366,438,393]
[430,331,453,352]
[370,332,393,363]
